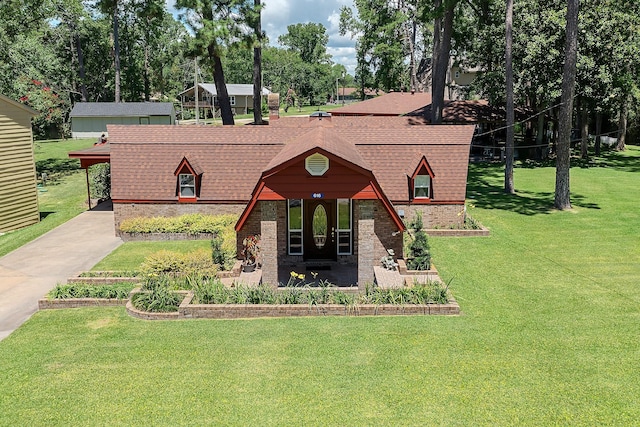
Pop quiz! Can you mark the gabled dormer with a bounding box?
[410,156,435,203]
[174,156,203,202]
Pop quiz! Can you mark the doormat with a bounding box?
[306,265,331,271]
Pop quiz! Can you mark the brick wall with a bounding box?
[396,204,465,229]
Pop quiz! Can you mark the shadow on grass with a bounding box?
[515,147,640,173]
[467,163,600,215]
[40,212,55,220]
[35,158,80,176]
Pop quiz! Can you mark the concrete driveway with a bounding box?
[0,202,123,341]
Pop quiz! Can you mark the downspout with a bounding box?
[85,167,91,210]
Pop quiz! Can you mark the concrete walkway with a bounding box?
[0,203,123,341]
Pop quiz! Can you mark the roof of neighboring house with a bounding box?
[106,118,474,204]
[340,87,385,97]
[408,100,505,123]
[69,102,175,117]
[178,84,271,98]
[331,91,433,116]
[0,93,38,116]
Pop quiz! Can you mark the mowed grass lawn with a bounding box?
[0,139,95,257]
[1,148,639,426]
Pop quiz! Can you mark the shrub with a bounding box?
[89,163,111,200]
[47,282,135,299]
[139,249,218,278]
[407,230,431,270]
[119,214,237,235]
[211,229,236,271]
[131,287,182,312]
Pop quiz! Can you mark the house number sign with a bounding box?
[312,193,324,199]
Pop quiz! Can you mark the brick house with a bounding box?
[71,115,473,286]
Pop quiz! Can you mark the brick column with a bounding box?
[358,201,375,289]
[260,201,278,288]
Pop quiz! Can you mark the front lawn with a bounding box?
[0,147,639,425]
[91,240,212,271]
[0,139,96,257]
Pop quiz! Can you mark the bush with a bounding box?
[139,249,218,278]
[47,282,135,299]
[211,229,236,271]
[90,163,111,200]
[119,214,237,235]
[407,229,431,270]
[131,287,182,312]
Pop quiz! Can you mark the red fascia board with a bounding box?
[370,180,406,231]
[235,181,266,231]
[411,156,435,179]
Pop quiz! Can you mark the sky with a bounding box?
[167,0,358,75]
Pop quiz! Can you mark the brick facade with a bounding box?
[396,204,465,229]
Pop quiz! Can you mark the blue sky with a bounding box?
[167,0,357,75]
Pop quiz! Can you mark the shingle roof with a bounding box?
[330,92,433,116]
[69,102,174,117]
[106,119,474,203]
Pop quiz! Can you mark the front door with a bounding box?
[303,199,336,260]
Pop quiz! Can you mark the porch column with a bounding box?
[260,201,279,288]
[357,201,375,289]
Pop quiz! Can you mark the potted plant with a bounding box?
[241,234,260,272]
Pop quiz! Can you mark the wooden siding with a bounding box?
[0,98,39,232]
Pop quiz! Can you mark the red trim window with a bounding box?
[174,157,202,202]
[411,157,434,202]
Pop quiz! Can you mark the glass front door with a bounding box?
[303,199,336,260]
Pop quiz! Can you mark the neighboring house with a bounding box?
[448,64,481,100]
[70,115,474,286]
[69,102,175,139]
[0,94,39,232]
[178,84,271,118]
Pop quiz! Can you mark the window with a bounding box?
[179,174,195,198]
[229,96,236,106]
[414,175,430,199]
[336,199,352,255]
[288,199,303,255]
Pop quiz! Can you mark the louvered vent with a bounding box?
[305,153,329,176]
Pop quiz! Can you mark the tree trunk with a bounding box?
[504,0,514,194]
[430,0,455,124]
[252,0,263,125]
[595,111,602,156]
[616,95,628,151]
[554,0,579,211]
[580,98,588,159]
[212,52,234,125]
[113,0,121,103]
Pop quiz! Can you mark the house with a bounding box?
[336,87,384,103]
[0,94,39,232]
[69,102,175,139]
[76,115,473,286]
[178,84,271,118]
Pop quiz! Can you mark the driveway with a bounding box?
[0,202,123,341]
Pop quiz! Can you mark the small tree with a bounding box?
[407,212,431,271]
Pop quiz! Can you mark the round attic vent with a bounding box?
[305,153,329,176]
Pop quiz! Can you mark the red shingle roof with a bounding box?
[330,92,433,116]
[107,120,473,204]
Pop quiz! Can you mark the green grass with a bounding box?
[1,147,639,425]
[0,139,95,257]
[91,240,212,271]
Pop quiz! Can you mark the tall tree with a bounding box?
[250,0,263,124]
[278,23,330,65]
[97,0,123,102]
[430,0,457,124]
[504,0,515,194]
[555,0,579,210]
[177,0,250,125]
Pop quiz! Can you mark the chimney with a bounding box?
[268,93,280,121]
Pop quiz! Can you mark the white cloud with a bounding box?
[167,0,358,75]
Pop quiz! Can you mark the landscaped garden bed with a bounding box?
[39,282,137,309]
